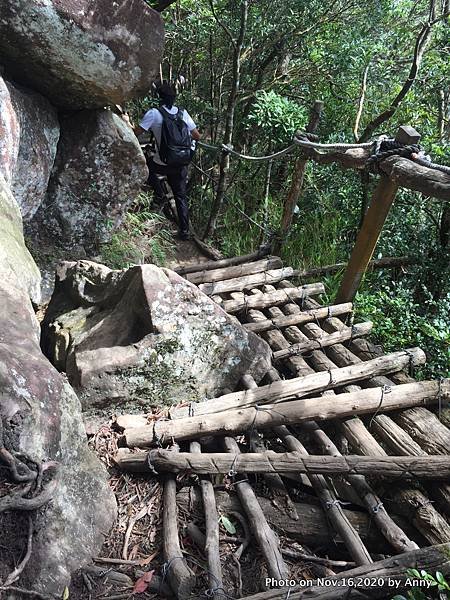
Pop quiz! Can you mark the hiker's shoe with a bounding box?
[177,231,191,241]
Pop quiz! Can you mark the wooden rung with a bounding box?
[168,348,425,419]
[174,249,271,276]
[199,267,294,295]
[186,257,282,284]
[148,450,450,479]
[243,302,352,332]
[123,379,449,445]
[272,321,373,360]
[222,282,325,313]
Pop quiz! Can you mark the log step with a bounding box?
[222,282,325,313]
[123,379,450,446]
[147,450,450,479]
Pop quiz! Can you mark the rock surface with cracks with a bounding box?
[42,260,272,411]
[0,0,165,109]
[0,175,117,595]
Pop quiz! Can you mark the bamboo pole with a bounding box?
[168,348,425,419]
[148,450,450,479]
[124,379,449,446]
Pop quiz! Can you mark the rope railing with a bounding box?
[197,134,450,177]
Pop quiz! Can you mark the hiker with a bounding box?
[134,83,201,241]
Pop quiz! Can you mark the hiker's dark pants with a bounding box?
[147,160,189,234]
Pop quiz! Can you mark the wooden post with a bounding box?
[336,126,421,303]
[274,100,324,254]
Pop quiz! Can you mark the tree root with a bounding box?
[0,586,52,599]
[3,516,34,587]
[0,420,37,483]
[0,477,57,514]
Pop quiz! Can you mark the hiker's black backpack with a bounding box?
[158,107,192,166]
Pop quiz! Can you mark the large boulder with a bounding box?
[6,78,60,220]
[0,0,164,109]
[0,176,117,593]
[0,174,41,303]
[42,261,272,410]
[31,109,148,252]
[0,77,19,185]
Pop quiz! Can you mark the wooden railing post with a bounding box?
[336,126,420,303]
[274,100,324,255]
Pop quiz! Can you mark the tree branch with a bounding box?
[359,0,440,142]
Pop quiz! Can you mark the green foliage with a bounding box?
[133,0,449,376]
[391,568,450,599]
[355,284,450,379]
[247,91,308,144]
[100,194,174,269]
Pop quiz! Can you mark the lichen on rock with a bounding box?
[42,261,272,412]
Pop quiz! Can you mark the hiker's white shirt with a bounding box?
[140,105,197,165]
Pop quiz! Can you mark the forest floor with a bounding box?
[69,421,319,600]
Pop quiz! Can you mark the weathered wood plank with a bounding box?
[222,282,325,313]
[243,302,353,333]
[199,267,294,295]
[124,380,449,445]
[148,450,450,479]
[186,257,282,285]
[272,322,373,360]
[168,348,425,419]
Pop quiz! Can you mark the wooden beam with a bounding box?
[273,426,373,565]
[174,248,270,276]
[199,267,294,295]
[275,100,324,254]
[236,543,450,600]
[291,256,416,280]
[272,321,372,360]
[168,348,425,419]
[296,147,450,202]
[222,437,289,580]
[148,450,450,479]
[176,488,414,554]
[124,379,449,445]
[243,302,353,333]
[336,176,399,303]
[190,442,222,599]
[222,282,325,313]
[161,449,195,599]
[185,257,282,284]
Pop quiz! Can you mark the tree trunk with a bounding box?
[204,0,249,238]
